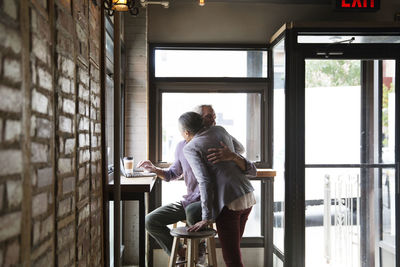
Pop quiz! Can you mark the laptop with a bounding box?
[120,158,156,178]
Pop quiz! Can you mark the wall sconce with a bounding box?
[199,0,205,6]
[104,0,139,16]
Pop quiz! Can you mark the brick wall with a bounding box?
[123,10,148,265]
[0,0,103,266]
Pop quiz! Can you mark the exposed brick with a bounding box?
[37,167,53,188]
[0,85,22,113]
[59,76,72,94]
[79,117,89,131]
[58,248,70,267]
[79,68,89,87]
[5,120,21,141]
[2,0,18,20]
[41,215,54,240]
[0,24,21,54]
[78,204,90,224]
[79,85,89,101]
[38,0,48,9]
[0,150,22,176]
[92,151,100,161]
[57,223,74,249]
[79,167,86,181]
[79,133,89,147]
[78,101,85,115]
[63,98,75,114]
[58,55,75,78]
[78,181,89,201]
[3,58,21,83]
[38,67,53,91]
[32,89,49,114]
[31,142,49,163]
[36,118,51,138]
[65,138,75,154]
[0,212,21,242]
[59,137,64,154]
[58,158,72,174]
[59,116,72,133]
[94,123,101,133]
[31,61,37,85]
[6,179,22,209]
[32,36,49,64]
[91,136,97,148]
[58,197,72,217]
[33,250,53,267]
[90,107,96,120]
[30,115,36,137]
[79,150,90,164]
[32,193,48,217]
[62,176,75,194]
[4,239,19,267]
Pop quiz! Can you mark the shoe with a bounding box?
[196,241,207,267]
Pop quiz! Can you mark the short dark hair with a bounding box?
[178,112,204,135]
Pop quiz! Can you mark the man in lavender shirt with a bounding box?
[137,105,244,260]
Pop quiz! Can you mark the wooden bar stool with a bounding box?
[169,226,218,267]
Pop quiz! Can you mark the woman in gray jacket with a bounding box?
[179,111,257,267]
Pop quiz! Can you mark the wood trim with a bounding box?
[113,11,122,267]
[270,23,288,44]
[256,169,276,178]
[49,0,57,265]
[20,0,32,265]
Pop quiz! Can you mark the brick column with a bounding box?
[0,0,104,265]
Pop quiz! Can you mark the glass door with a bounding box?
[304,59,397,267]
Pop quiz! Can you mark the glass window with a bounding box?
[161,92,261,162]
[155,49,268,78]
[305,60,361,165]
[381,60,396,164]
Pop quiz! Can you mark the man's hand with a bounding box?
[207,141,236,164]
[187,220,211,232]
[136,160,156,172]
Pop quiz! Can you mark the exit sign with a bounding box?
[336,0,380,11]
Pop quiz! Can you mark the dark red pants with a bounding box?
[215,206,252,267]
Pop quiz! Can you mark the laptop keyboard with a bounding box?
[125,172,155,178]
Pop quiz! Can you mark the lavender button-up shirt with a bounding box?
[162,140,201,208]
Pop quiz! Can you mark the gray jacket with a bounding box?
[183,126,256,221]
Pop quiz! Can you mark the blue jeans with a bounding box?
[145,201,202,256]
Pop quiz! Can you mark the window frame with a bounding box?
[149,44,272,168]
[148,44,272,249]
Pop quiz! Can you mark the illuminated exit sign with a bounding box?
[336,0,380,11]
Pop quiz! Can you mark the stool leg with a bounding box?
[193,239,198,264]
[207,237,218,267]
[187,239,195,267]
[169,237,179,267]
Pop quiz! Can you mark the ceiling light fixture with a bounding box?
[104,0,139,16]
[199,0,205,6]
